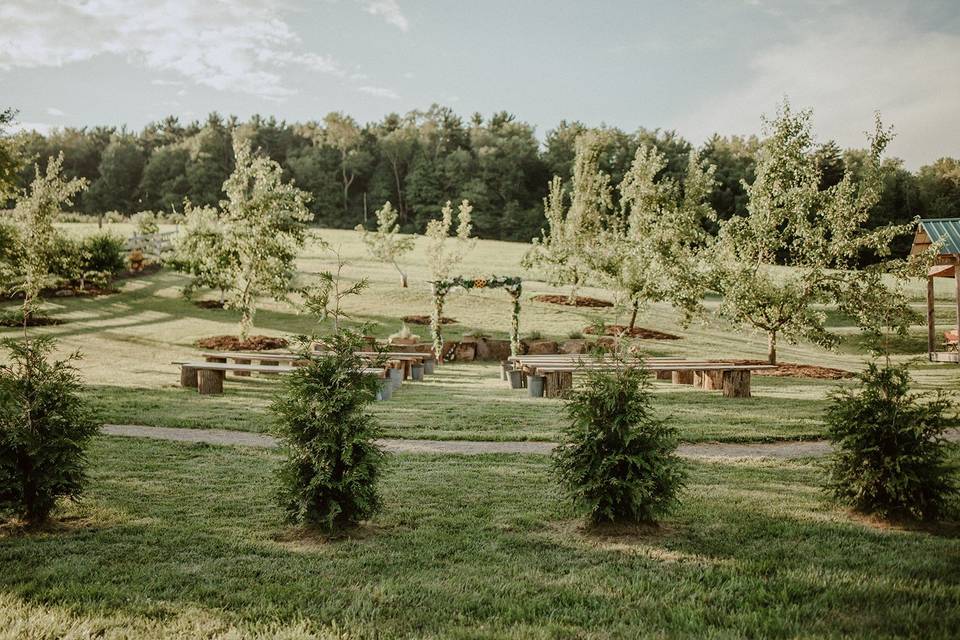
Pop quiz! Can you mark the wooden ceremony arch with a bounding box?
[429,276,522,362]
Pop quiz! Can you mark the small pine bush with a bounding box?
[826,361,957,521]
[553,362,685,525]
[273,331,385,532]
[0,337,99,525]
[80,232,126,277]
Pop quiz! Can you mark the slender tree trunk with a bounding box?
[239,307,253,341]
[390,160,405,221]
[628,299,639,332]
[767,331,777,365]
[392,260,408,288]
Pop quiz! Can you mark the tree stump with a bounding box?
[655,370,672,381]
[544,371,573,398]
[722,370,751,398]
[233,358,251,376]
[672,370,694,385]
[180,365,198,388]
[694,370,723,390]
[198,369,224,394]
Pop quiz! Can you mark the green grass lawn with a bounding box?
[4,225,959,444]
[2,436,958,639]
[87,363,834,442]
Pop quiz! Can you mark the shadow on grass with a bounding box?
[1,439,957,638]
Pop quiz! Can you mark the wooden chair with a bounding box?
[944,330,959,352]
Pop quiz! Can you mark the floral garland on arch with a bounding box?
[429,275,523,361]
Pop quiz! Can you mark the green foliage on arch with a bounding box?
[430,275,523,360]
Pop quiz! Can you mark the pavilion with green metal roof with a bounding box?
[910,218,960,362]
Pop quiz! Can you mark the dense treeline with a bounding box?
[3,106,959,253]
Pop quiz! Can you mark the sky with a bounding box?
[1,0,958,168]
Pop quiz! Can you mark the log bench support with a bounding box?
[233,358,251,376]
[672,370,694,385]
[655,370,672,381]
[722,370,751,398]
[198,369,225,395]
[180,365,198,388]
[694,370,724,390]
[543,371,573,399]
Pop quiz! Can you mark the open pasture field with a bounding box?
[3,224,958,443]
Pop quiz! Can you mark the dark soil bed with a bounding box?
[716,359,854,380]
[194,300,226,310]
[403,315,457,325]
[0,313,64,327]
[532,294,613,308]
[195,335,289,351]
[584,325,680,340]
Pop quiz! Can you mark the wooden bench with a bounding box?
[201,350,432,381]
[176,361,388,395]
[506,356,774,398]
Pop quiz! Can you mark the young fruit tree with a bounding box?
[175,136,313,338]
[12,153,88,323]
[302,245,369,333]
[273,331,385,533]
[592,145,717,332]
[711,102,917,364]
[355,201,415,287]
[425,199,476,358]
[171,202,233,304]
[523,131,611,302]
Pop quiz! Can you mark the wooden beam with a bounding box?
[928,276,936,358]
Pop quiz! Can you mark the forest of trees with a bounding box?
[2,105,959,255]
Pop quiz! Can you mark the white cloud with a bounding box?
[0,0,348,100]
[357,85,399,99]
[45,107,64,116]
[675,15,960,168]
[357,0,409,32]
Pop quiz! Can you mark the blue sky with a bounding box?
[1,0,958,168]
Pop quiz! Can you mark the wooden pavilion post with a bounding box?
[927,275,936,360]
[955,256,960,364]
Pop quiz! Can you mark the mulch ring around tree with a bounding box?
[716,359,855,380]
[195,335,289,351]
[194,300,226,310]
[584,325,681,340]
[403,315,457,325]
[532,294,613,308]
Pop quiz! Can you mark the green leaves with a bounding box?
[173,134,314,338]
[272,331,385,532]
[712,101,917,363]
[356,201,415,287]
[826,361,958,521]
[552,358,686,525]
[0,336,100,525]
[12,153,88,315]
